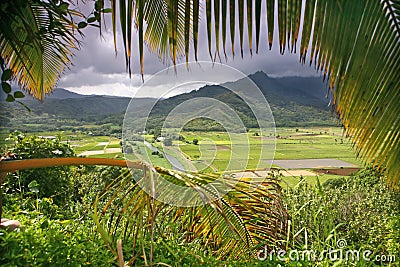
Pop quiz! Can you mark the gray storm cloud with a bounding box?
[58,3,319,97]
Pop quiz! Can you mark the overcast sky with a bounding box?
[57,2,319,98]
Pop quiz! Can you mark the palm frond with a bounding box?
[238,0,245,57]
[0,0,81,100]
[229,0,236,56]
[94,166,288,263]
[246,0,253,55]
[301,0,400,188]
[266,0,275,49]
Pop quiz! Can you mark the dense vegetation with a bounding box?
[284,170,400,265]
[1,134,398,266]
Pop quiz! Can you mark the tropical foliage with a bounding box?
[0,0,81,100]
[3,132,76,205]
[1,0,400,263]
[0,136,124,266]
[284,168,400,264]
[93,166,288,263]
[2,141,399,265]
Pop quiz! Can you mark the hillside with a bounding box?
[1,72,338,135]
[141,72,336,132]
[39,88,84,99]
[0,89,152,134]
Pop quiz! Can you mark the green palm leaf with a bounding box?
[222,0,228,58]
[238,0,245,57]
[247,0,253,55]
[230,0,236,56]
[0,0,81,100]
[94,166,288,263]
[266,0,274,49]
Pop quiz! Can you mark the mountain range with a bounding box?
[0,71,337,134]
[137,71,336,131]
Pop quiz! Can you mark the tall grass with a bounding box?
[282,168,400,266]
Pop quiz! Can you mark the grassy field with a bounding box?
[274,127,361,165]
[174,127,362,187]
[1,127,361,168]
[178,127,361,170]
[0,127,362,187]
[179,131,267,171]
[133,141,172,168]
[0,130,124,158]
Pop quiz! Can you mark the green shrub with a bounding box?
[3,132,76,206]
[0,212,115,266]
[1,165,131,266]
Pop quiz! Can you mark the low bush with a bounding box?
[3,132,76,206]
[0,210,115,266]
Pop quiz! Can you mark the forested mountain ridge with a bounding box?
[1,72,337,134]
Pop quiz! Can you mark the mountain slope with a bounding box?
[1,72,338,134]
[141,72,336,130]
[43,88,84,99]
